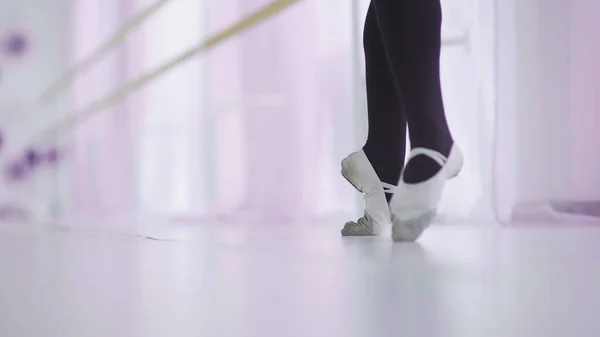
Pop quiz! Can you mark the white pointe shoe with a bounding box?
[389,144,463,242]
[340,150,392,236]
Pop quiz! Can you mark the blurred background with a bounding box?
[0,0,598,227]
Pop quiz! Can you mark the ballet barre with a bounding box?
[5,0,303,163]
[6,0,172,124]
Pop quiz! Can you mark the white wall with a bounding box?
[0,0,69,214]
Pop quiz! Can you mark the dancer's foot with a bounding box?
[402,155,444,183]
[389,144,463,242]
[340,150,392,236]
[402,141,452,183]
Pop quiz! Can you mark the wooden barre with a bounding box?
[34,0,302,143]
[8,0,171,124]
[3,0,302,165]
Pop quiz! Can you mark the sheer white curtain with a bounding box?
[64,0,359,223]
[495,0,600,224]
[130,0,207,217]
[206,0,496,223]
[64,0,207,222]
[63,0,490,224]
[65,0,136,220]
[61,0,600,226]
[206,0,357,222]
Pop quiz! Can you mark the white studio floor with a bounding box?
[1,218,599,337]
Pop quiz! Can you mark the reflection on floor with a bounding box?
[0,220,599,337]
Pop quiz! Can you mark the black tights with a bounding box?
[361,0,453,195]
